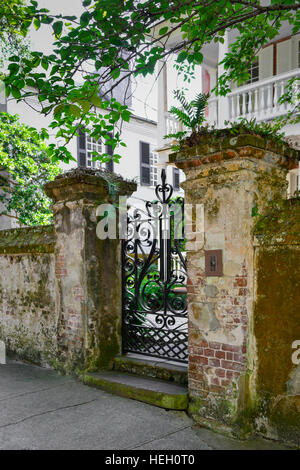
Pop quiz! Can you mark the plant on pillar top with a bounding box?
[164,90,209,150]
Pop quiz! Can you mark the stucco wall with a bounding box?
[0,226,57,366]
[253,200,300,445]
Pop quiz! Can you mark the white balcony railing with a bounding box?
[160,112,181,148]
[159,69,300,149]
[162,102,217,148]
[207,96,218,126]
[165,111,180,136]
[227,68,300,122]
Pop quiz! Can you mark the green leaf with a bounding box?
[80,12,90,27]
[8,55,20,62]
[110,69,120,79]
[159,26,168,35]
[193,52,203,64]
[77,100,91,113]
[122,110,131,122]
[41,58,49,71]
[52,21,63,38]
[90,94,102,107]
[33,17,40,30]
[68,104,81,118]
[177,51,188,63]
[11,86,21,99]
[8,63,20,73]
[50,64,60,76]
[53,104,65,117]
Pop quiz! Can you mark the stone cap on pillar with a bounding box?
[44,168,137,204]
[169,131,299,171]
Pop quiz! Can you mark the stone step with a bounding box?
[113,355,188,385]
[81,371,188,410]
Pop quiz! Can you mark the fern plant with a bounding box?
[170,90,209,130]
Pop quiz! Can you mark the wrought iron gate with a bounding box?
[122,170,188,363]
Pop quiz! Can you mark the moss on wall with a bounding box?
[254,198,300,245]
[0,225,55,254]
[254,245,300,445]
[0,252,57,366]
[170,131,299,170]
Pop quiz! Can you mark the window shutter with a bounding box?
[140,141,150,186]
[105,134,114,172]
[77,129,87,167]
[173,168,180,190]
[276,38,291,75]
[258,45,273,80]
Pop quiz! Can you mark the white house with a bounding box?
[155,24,300,197]
[0,0,184,230]
[0,80,185,229]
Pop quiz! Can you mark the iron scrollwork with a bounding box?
[122,169,188,363]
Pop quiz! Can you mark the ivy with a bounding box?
[0,112,61,226]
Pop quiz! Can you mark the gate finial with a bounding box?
[155,168,173,203]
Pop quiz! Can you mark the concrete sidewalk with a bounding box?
[0,358,291,450]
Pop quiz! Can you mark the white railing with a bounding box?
[165,111,180,136]
[165,100,218,137]
[162,101,218,147]
[161,111,181,147]
[158,69,300,148]
[228,69,300,122]
[207,96,218,126]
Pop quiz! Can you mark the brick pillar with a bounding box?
[45,169,136,372]
[170,133,298,437]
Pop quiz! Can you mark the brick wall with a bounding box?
[171,131,298,437]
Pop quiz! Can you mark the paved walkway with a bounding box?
[0,358,291,450]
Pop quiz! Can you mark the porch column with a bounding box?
[157,60,168,150]
[217,30,230,127]
[45,169,136,372]
[170,133,298,438]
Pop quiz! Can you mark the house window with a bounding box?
[86,134,102,169]
[77,130,114,172]
[246,58,259,84]
[173,168,180,190]
[150,148,158,187]
[140,141,158,186]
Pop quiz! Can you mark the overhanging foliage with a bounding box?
[1,0,299,163]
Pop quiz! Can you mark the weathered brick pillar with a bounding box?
[45,169,136,372]
[170,133,298,437]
